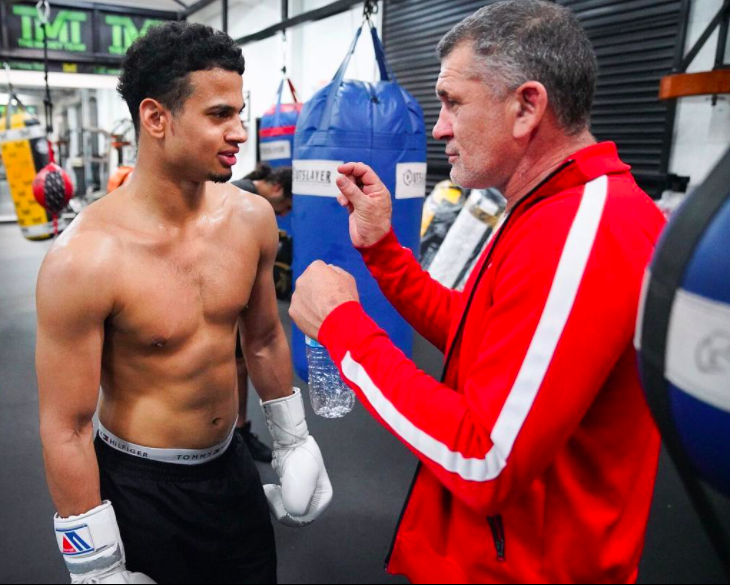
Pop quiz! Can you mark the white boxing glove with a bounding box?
[54,501,155,584]
[261,387,333,527]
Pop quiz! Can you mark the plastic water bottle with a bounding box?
[305,336,355,418]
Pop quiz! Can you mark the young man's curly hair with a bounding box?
[117,22,246,136]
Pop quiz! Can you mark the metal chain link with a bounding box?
[36,0,54,138]
[281,29,288,76]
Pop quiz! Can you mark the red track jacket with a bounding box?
[319,142,666,584]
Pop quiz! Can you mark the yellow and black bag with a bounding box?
[0,101,56,241]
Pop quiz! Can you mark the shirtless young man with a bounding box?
[36,22,331,585]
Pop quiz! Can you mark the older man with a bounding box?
[290,1,666,583]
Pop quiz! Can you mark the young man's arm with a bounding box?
[37,230,152,582]
[37,234,111,518]
[238,198,292,403]
[239,196,332,528]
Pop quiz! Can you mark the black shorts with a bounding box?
[95,432,277,584]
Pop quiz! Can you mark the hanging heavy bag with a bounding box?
[427,188,506,290]
[0,98,55,241]
[291,22,427,381]
[259,78,301,235]
[420,180,466,271]
[636,146,730,577]
[259,77,302,168]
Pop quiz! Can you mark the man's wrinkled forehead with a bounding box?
[437,46,492,97]
[437,42,485,88]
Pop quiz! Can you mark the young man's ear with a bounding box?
[139,98,169,139]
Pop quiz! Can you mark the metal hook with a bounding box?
[36,0,51,26]
[1,62,31,122]
[363,0,379,24]
[2,62,17,97]
[281,29,288,75]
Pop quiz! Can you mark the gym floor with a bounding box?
[0,222,728,584]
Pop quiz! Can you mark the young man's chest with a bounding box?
[107,228,259,350]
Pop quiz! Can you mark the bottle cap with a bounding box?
[305,336,324,348]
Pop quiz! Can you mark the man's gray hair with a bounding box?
[437,0,597,135]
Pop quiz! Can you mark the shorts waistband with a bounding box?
[97,421,236,466]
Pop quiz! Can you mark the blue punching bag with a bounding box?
[259,77,302,234]
[636,146,730,572]
[259,77,302,168]
[291,23,427,381]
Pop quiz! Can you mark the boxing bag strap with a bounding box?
[3,95,12,131]
[2,65,35,130]
[640,145,730,579]
[331,24,364,88]
[319,22,396,133]
[370,25,393,83]
[273,77,301,125]
[287,78,300,104]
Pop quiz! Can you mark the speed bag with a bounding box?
[291,24,427,381]
[636,146,730,497]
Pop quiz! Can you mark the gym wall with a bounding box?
[669,0,730,192]
[382,0,692,199]
[177,0,730,197]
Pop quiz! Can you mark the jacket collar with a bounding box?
[529,141,631,201]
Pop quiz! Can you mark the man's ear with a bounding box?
[512,81,548,141]
[139,98,169,139]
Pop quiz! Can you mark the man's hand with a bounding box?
[289,261,359,340]
[336,162,393,248]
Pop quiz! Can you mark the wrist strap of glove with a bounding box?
[54,500,125,578]
[262,387,309,448]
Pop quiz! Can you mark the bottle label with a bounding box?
[305,336,324,349]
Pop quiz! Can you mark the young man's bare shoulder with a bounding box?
[219,182,277,234]
[39,200,123,287]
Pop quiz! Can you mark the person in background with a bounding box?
[232,163,293,462]
[234,163,293,217]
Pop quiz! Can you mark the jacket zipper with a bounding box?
[487,515,506,562]
[384,462,421,569]
[383,160,575,571]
